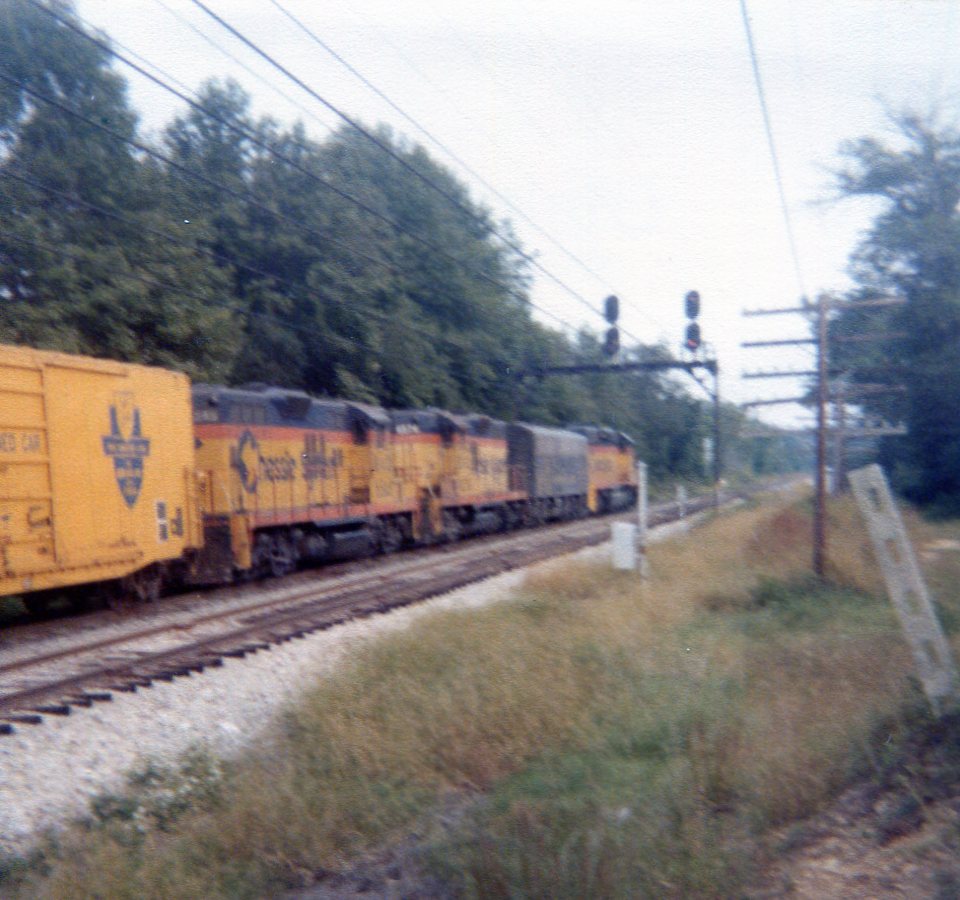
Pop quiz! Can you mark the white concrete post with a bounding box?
[849,464,958,715]
[676,484,687,520]
[637,461,649,578]
[611,522,638,570]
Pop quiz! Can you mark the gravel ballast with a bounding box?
[0,519,698,855]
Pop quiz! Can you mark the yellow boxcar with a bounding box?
[0,344,200,607]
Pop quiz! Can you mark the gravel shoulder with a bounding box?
[0,517,699,857]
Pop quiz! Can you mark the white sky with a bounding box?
[74,0,960,426]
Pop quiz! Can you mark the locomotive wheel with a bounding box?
[268,533,296,578]
[441,510,461,543]
[378,520,404,555]
[122,565,163,606]
[252,534,272,578]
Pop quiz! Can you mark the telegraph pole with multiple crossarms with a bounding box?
[741,294,905,578]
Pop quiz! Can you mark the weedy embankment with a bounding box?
[4,491,957,899]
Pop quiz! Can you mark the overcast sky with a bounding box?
[74,0,960,426]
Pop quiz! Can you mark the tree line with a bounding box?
[0,0,804,484]
[830,113,960,511]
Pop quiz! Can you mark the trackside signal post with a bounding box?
[513,292,719,578]
[516,357,722,491]
[514,291,722,496]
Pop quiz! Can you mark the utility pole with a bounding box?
[832,378,847,494]
[742,296,827,577]
[713,365,722,499]
[814,295,828,577]
[742,293,906,580]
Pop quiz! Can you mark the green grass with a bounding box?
[423,576,923,898]
[4,491,956,898]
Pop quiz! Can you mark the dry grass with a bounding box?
[6,488,954,899]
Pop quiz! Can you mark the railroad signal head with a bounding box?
[685,321,701,351]
[604,294,619,325]
[685,290,700,320]
[603,326,620,357]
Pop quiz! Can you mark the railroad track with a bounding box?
[0,489,731,735]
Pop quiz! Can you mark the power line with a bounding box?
[738,0,808,301]
[268,0,655,328]
[0,63,578,339]
[0,168,485,358]
[0,225,475,365]
[187,0,636,339]
[159,0,635,340]
[149,0,331,134]
[2,8,704,406]
[26,0,601,343]
[328,0,447,98]
[29,3,555,322]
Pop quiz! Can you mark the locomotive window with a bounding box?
[235,404,266,424]
[194,407,219,423]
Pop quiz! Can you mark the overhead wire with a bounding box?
[151,0,614,326]
[0,228,340,350]
[268,0,655,328]
[0,168,488,358]
[0,219,517,366]
[149,0,332,133]
[146,1,578,349]
[324,0,447,97]
[186,0,642,341]
[6,2,718,410]
[0,63,575,339]
[24,0,582,337]
[738,0,808,302]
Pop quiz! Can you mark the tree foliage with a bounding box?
[832,113,960,508]
[0,0,796,484]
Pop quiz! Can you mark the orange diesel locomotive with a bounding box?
[0,344,638,610]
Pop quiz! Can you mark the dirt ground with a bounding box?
[749,784,960,898]
[750,711,960,899]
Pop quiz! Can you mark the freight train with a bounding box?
[0,344,637,614]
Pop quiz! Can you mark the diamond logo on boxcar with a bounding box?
[102,395,151,508]
[234,429,260,494]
